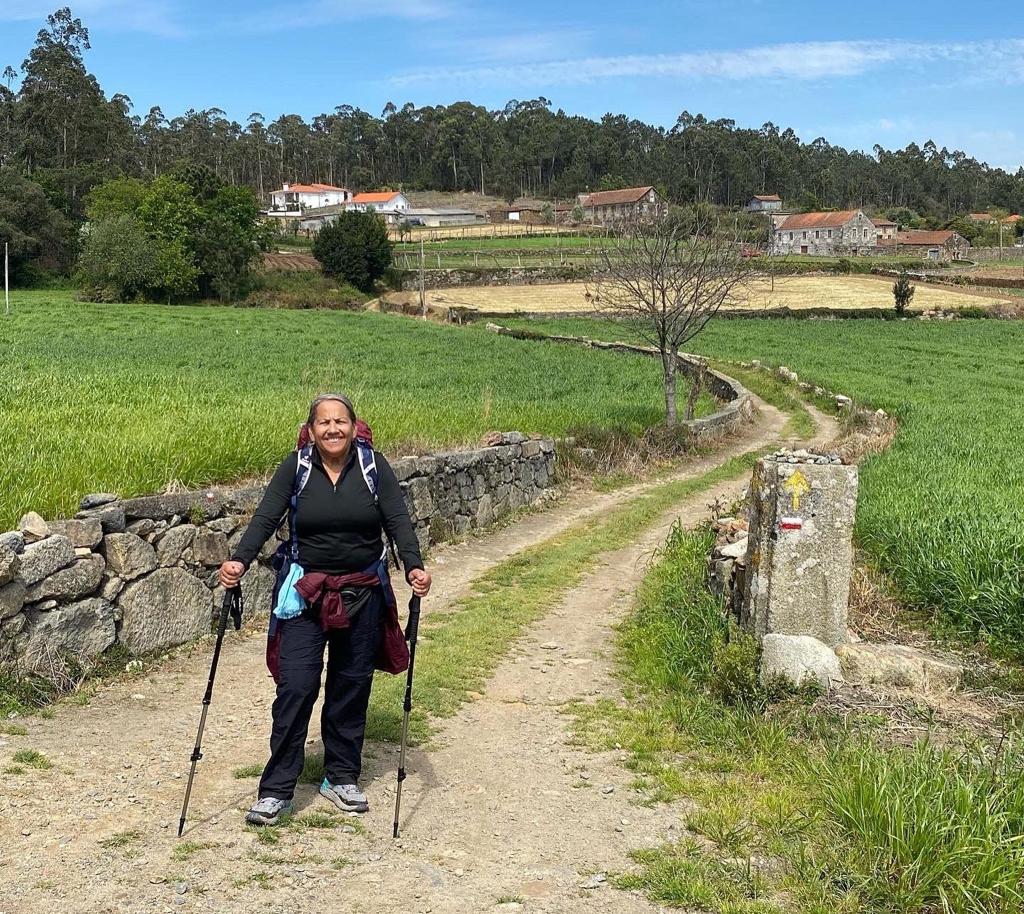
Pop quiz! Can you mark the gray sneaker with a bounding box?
[245,796,292,826]
[320,778,369,813]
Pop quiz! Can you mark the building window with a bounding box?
[802,231,808,240]
[815,230,820,239]
[788,232,793,241]
[827,229,833,238]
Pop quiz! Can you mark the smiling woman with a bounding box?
[0,291,674,528]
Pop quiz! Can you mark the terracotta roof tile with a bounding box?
[279,183,347,193]
[352,191,403,204]
[581,186,656,206]
[879,230,960,246]
[778,210,863,231]
[753,194,782,202]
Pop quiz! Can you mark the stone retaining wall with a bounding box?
[0,432,556,670]
[485,323,754,444]
[395,265,594,291]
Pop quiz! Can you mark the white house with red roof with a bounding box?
[269,182,351,214]
[345,191,410,224]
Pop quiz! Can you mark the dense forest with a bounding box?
[2,7,1023,281]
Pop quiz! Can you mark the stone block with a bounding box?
[24,555,104,604]
[406,477,434,520]
[475,494,494,527]
[0,581,27,621]
[390,457,419,483]
[18,598,115,671]
[213,564,276,621]
[19,535,75,586]
[836,643,961,694]
[118,568,213,653]
[205,516,240,535]
[127,518,158,537]
[760,634,843,689]
[0,539,20,586]
[521,439,542,458]
[48,518,104,549]
[191,529,229,566]
[99,573,125,602]
[122,490,225,522]
[102,533,158,580]
[719,538,748,560]
[18,512,50,543]
[742,457,858,647]
[156,524,197,566]
[224,485,266,515]
[75,503,126,533]
[80,493,118,510]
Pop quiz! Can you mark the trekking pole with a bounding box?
[178,586,243,837]
[392,594,422,839]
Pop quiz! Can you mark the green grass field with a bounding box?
[582,523,1024,914]
[0,291,697,528]
[500,314,1024,654]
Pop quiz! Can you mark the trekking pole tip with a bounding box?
[177,817,186,837]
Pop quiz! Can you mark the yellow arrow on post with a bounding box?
[782,469,811,510]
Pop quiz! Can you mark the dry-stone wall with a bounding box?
[0,432,555,671]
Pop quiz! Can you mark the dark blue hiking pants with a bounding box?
[259,590,383,801]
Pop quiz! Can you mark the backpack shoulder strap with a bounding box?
[356,441,399,566]
[288,445,314,561]
[355,440,379,503]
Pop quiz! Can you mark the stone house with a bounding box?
[745,194,783,213]
[773,210,878,255]
[878,230,970,261]
[578,186,665,227]
[872,217,898,241]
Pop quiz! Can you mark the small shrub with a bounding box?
[708,626,762,708]
[12,748,53,769]
[892,271,915,315]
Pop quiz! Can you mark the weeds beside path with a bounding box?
[0,394,834,914]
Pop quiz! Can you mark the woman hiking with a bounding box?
[219,393,431,825]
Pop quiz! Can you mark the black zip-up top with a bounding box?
[231,446,423,576]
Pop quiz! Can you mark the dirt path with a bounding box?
[0,401,837,914]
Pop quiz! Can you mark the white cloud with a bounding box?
[389,37,1024,88]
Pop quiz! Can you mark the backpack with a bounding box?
[270,420,396,618]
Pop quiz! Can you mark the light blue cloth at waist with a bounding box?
[272,562,306,619]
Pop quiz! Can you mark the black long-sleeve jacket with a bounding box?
[231,446,423,576]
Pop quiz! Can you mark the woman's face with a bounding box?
[310,400,355,461]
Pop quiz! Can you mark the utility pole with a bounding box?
[419,238,426,319]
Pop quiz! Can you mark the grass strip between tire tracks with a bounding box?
[301,446,766,775]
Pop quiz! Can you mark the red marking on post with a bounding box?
[779,516,803,531]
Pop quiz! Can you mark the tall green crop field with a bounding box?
[0,292,680,528]
[506,315,1024,654]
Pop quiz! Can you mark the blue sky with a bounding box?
[2,0,1022,171]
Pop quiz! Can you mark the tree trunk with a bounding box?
[684,358,708,421]
[662,349,678,426]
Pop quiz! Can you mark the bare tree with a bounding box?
[590,215,754,425]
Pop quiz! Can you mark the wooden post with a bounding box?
[419,239,426,319]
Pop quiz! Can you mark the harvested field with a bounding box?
[262,251,319,271]
[424,275,1013,314]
